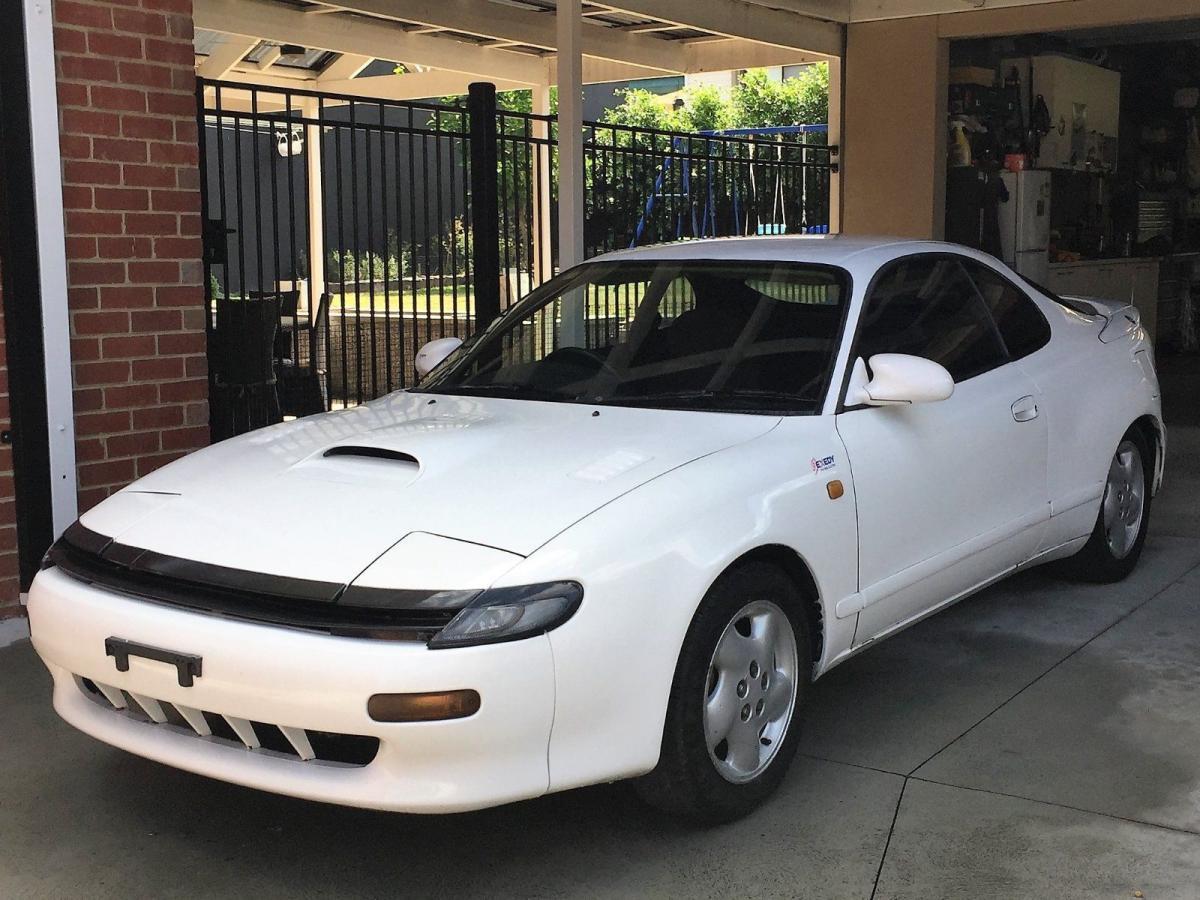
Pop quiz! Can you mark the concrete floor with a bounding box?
[2,430,1199,898]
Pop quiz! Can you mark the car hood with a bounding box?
[80,392,779,585]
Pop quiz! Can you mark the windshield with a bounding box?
[416,260,850,414]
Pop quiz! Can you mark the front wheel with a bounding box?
[635,563,810,823]
[1065,428,1153,582]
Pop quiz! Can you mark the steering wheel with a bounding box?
[542,346,619,379]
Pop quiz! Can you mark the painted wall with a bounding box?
[841,16,948,239]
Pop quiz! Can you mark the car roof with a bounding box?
[589,235,992,271]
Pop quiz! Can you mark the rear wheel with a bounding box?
[1065,427,1152,582]
[635,562,810,823]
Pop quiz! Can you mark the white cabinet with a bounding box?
[1002,54,1121,171]
[1047,259,1160,342]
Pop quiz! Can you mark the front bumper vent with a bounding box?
[77,677,379,767]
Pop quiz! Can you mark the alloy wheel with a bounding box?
[1102,439,1146,560]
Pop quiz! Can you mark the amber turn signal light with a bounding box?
[826,479,844,500]
[367,690,481,722]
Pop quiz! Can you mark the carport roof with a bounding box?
[192,0,847,99]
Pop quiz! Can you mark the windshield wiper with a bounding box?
[596,389,817,409]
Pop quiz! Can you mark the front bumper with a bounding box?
[28,566,556,813]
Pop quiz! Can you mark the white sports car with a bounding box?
[30,237,1163,822]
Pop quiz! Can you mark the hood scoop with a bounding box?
[293,445,422,487]
[323,446,419,465]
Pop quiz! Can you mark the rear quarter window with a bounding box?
[966,262,1052,360]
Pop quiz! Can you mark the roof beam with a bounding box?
[194,0,543,83]
[744,0,850,23]
[596,0,844,57]
[688,41,826,73]
[304,0,686,74]
[317,53,371,83]
[196,36,257,79]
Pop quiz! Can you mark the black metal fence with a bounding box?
[197,78,836,438]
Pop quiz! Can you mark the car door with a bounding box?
[835,254,1049,646]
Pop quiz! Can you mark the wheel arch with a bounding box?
[1131,413,1164,494]
[726,544,824,673]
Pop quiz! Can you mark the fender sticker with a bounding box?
[810,454,836,473]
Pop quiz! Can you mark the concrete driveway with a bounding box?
[2,428,1198,899]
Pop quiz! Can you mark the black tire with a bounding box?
[1062,426,1153,583]
[635,561,811,824]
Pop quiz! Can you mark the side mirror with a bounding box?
[845,353,954,406]
[415,337,463,378]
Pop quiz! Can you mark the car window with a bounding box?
[417,260,850,414]
[855,256,1008,383]
[964,262,1052,360]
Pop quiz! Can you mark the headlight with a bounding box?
[427,581,583,649]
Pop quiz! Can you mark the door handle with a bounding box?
[1011,395,1039,422]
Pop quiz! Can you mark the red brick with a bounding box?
[90,85,147,114]
[68,287,100,311]
[132,357,183,381]
[75,361,132,388]
[154,285,200,307]
[73,310,131,335]
[152,236,197,258]
[159,378,207,402]
[112,8,167,36]
[95,187,149,211]
[174,120,198,144]
[63,160,122,185]
[150,188,197,213]
[59,54,119,82]
[55,1,113,29]
[102,335,158,359]
[79,458,137,488]
[175,166,199,190]
[121,115,174,141]
[131,309,182,332]
[77,487,111,514]
[118,61,174,89]
[184,355,208,378]
[123,212,177,235]
[61,185,92,209]
[124,164,176,188]
[92,137,148,163]
[57,82,89,108]
[128,260,178,283]
[73,388,104,413]
[147,92,195,119]
[96,236,152,259]
[162,426,209,451]
[178,213,201,236]
[87,31,143,58]
[132,404,183,429]
[61,108,121,137]
[103,382,159,408]
[65,211,122,234]
[166,12,192,40]
[148,141,196,165]
[136,451,186,478]
[74,436,106,462]
[71,337,102,363]
[99,285,155,309]
[53,26,88,54]
[76,410,133,436]
[65,236,97,259]
[68,261,125,286]
[143,0,193,13]
[105,431,161,457]
[59,133,92,159]
[157,331,205,355]
[144,37,193,66]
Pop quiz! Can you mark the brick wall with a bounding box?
[0,259,19,617]
[54,0,208,514]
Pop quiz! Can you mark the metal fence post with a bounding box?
[468,82,501,330]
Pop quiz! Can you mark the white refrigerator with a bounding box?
[998,170,1051,285]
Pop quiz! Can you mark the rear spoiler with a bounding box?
[1058,294,1141,343]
